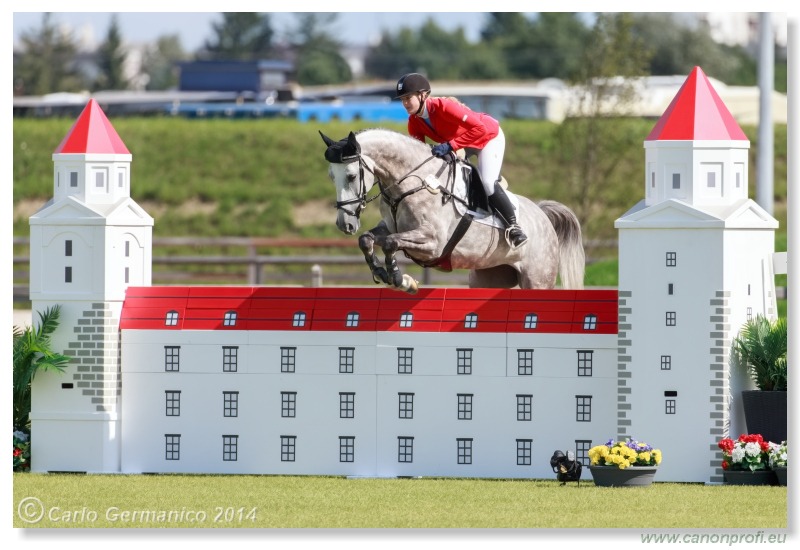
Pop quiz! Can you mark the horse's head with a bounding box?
[320,131,376,235]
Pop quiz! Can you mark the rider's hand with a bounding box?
[432,142,452,158]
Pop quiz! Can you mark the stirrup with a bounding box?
[505,225,528,249]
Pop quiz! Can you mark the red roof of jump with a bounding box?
[646,66,748,141]
[53,99,131,155]
[120,286,619,335]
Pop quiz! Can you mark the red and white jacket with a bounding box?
[408,97,500,151]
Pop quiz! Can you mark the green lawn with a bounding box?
[13,473,787,529]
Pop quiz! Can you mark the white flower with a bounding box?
[744,441,763,458]
[731,446,746,463]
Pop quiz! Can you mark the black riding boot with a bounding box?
[488,183,528,249]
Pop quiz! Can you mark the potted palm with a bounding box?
[12,305,70,471]
[732,315,787,444]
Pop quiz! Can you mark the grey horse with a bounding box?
[320,128,585,294]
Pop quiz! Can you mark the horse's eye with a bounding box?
[346,173,357,183]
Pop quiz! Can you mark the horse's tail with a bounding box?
[537,200,585,290]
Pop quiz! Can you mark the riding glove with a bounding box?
[432,142,452,157]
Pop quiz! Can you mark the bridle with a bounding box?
[335,150,458,220]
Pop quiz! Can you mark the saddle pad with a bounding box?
[447,174,520,230]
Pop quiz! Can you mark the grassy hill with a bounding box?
[13,117,787,250]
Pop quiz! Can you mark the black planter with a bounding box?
[741,390,787,444]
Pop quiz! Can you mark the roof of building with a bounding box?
[53,98,131,155]
[645,66,748,141]
[120,286,619,334]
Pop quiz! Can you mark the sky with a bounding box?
[12,11,500,51]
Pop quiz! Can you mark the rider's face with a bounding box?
[400,93,423,116]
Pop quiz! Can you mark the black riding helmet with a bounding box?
[395,73,430,99]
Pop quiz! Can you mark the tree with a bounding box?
[201,12,274,60]
[551,13,653,237]
[481,13,589,79]
[290,13,351,85]
[13,13,86,95]
[13,306,71,432]
[141,34,188,90]
[94,14,128,90]
[364,18,507,81]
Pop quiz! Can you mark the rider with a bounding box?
[395,72,528,249]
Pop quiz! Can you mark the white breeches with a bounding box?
[465,128,506,196]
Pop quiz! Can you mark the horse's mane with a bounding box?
[355,128,431,158]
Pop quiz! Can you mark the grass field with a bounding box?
[13,473,787,530]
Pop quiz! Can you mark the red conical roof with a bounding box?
[53,99,130,154]
[646,66,748,141]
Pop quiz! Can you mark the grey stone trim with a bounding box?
[617,289,631,438]
[63,302,121,413]
[710,290,731,481]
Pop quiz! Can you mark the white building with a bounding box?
[28,67,779,483]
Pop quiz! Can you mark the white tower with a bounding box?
[615,67,778,483]
[29,100,153,472]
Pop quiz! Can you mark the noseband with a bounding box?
[335,156,380,218]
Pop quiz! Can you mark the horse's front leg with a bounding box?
[358,222,392,285]
[380,225,439,294]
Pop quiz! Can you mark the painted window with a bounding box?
[668,283,674,295]
[666,251,677,266]
[292,312,306,327]
[339,392,354,419]
[339,436,355,463]
[398,437,414,463]
[523,313,538,329]
[281,436,296,462]
[223,311,237,326]
[339,347,354,373]
[516,394,533,421]
[65,240,72,256]
[222,435,238,461]
[223,391,239,417]
[583,315,597,330]
[222,346,238,372]
[165,391,181,416]
[165,310,179,326]
[672,173,680,189]
[164,346,180,372]
[457,348,472,375]
[398,393,414,419]
[345,312,359,327]
[517,349,534,375]
[280,347,296,373]
[666,312,677,326]
[577,350,593,376]
[747,307,753,321]
[575,440,592,466]
[666,399,677,414]
[576,395,592,422]
[124,267,129,284]
[95,170,107,191]
[464,313,478,329]
[399,312,413,328]
[661,355,672,370]
[517,439,532,466]
[457,438,473,464]
[165,434,180,460]
[65,266,72,283]
[70,172,78,187]
[398,348,413,374]
[457,394,473,420]
[281,392,296,418]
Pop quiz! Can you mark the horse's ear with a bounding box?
[347,131,361,154]
[319,130,336,147]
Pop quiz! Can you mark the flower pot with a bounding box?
[722,469,778,486]
[773,467,787,486]
[588,465,658,487]
[741,390,787,444]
